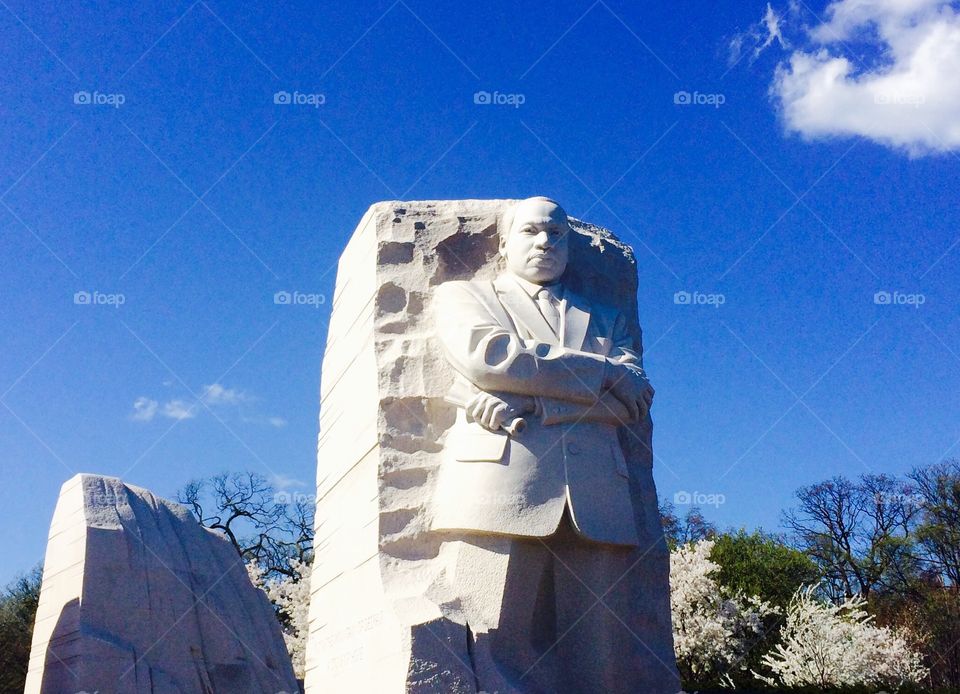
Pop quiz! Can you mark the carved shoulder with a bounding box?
[434,279,499,316]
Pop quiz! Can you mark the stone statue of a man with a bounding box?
[431,197,680,693]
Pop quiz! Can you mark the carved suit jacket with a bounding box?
[430,273,646,547]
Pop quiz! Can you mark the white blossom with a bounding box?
[670,539,777,682]
[246,558,312,678]
[758,585,927,689]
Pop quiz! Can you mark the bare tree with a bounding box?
[177,472,313,579]
[660,500,716,548]
[783,474,920,600]
[909,459,960,587]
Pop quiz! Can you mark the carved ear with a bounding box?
[497,203,515,256]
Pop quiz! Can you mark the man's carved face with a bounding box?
[500,198,570,285]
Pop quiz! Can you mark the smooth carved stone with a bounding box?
[304,199,678,693]
[24,474,298,694]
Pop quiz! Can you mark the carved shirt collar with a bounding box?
[509,274,565,302]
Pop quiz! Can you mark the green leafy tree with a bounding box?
[708,530,820,687]
[0,564,43,692]
[712,529,820,610]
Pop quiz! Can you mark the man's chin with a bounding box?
[522,270,563,284]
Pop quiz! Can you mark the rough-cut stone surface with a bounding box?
[25,474,298,694]
[304,200,675,692]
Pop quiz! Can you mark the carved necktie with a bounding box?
[536,287,561,337]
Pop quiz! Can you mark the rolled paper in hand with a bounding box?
[444,379,526,436]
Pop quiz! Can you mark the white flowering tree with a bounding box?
[247,558,312,679]
[670,539,776,686]
[758,585,927,689]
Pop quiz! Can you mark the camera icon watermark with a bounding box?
[473,90,525,108]
[73,90,125,108]
[74,290,125,307]
[674,490,726,508]
[274,491,316,505]
[674,290,725,308]
[872,491,926,508]
[273,90,325,108]
[674,90,725,108]
[874,93,925,108]
[274,290,326,308]
[874,290,925,308]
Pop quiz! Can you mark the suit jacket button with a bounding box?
[567,441,580,455]
[554,405,565,414]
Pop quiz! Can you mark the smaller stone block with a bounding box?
[24,474,299,694]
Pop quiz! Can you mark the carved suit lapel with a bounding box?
[562,290,592,351]
[493,275,558,344]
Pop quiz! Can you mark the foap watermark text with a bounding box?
[674,90,725,108]
[874,290,925,308]
[474,90,525,108]
[74,290,125,308]
[674,490,726,508]
[674,290,726,308]
[274,90,325,108]
[274,290,326,308]
[74,90,125,108]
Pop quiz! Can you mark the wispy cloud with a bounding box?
[200,383,249,405]
[130,396,158,421]
[130,383,284,426]
[728,2,790,67]
[161,399,198,420]
[270,472,305,489]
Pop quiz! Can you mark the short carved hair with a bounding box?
[498,196,564,241]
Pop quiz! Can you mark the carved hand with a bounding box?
[603,362,654,421]
[466,391,534,433]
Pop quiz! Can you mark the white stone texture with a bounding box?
[24,473,298,693]
[304,200,675,692]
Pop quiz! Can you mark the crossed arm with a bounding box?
[435,282,654,432]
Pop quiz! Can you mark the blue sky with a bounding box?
[2,0,959,583]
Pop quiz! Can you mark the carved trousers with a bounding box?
[450,511,680,694]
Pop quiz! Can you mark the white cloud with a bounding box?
[201,383,249,405]
[130,397,158,421]
[268,416,287,428]
[130,395,195,422]
[772,0,960,155]
[132,383,264,423]
[270,472,305,489]
[162,399,197,420]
